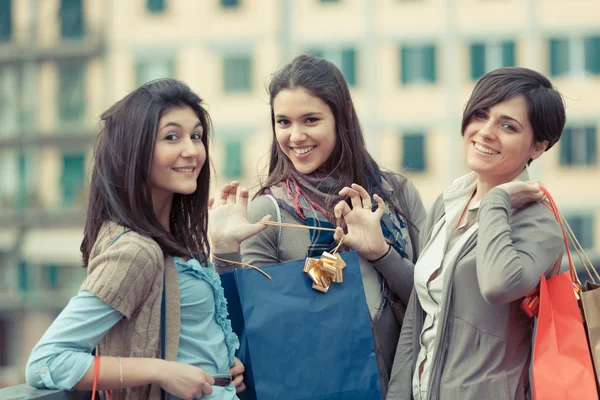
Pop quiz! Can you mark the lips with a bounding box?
[173,167,195,173]
[291,146,315,155]
[473,142,500,155]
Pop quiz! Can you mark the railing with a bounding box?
[0,384,89,399]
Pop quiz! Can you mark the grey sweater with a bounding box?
[215,174,427,398]
[386,188,563,400]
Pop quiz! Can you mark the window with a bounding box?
[58,61,85,124]
[560,125,597,166]
[60,0,85,38]
[549,36,600,77]
[565,214,595,250]
[0,0,11,42]
[146,0,166,13]
[401,132,426,172]
[549,38,570,77]
[584,36,600,75]
[400,44,436,85]
[223,55,252,93]
[224,139,243,178]
[18,260,29,292]
[0,151,17,208]
[0,66,19,138]
[470,40,515,80]
[136,57,175,87]
[0,318,7,366]
[60,153,86,207]
[306,47,358,87]
[221,0,240,7]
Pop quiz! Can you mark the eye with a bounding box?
[501,123,516,132]
[276,119,290,126]
[305,117,319,124]
[191,132,203,140]
[165,132,179,141]
[474,111,487,120]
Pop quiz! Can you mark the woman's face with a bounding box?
[272,87,337,175]
[150,106,206,204]
[463,95,547,184]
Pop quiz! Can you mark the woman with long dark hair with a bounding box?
[26,79,266,400]
[210,55,427,398]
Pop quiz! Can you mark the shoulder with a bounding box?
[248,194,280,216]
[513,201,562,239]
[89,221,163,275]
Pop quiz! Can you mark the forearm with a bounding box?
[371,248,415,304]
[74,357,164,391]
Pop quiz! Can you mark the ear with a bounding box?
[532,140,549,160]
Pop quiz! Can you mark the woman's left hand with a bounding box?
[229,357,246,393]
[208,181,271,254]
[494,180,545,210]
[333,183,390,261]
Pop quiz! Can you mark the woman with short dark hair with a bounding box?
[386,67,566,400]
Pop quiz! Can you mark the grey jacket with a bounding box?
[386,187,563,400]
[216,173,426,398]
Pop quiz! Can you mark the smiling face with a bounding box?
[150,106,206,205]
[272,87,337,175]
[463,95,548,184]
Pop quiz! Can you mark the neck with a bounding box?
[152,190,173,232]
[473,167,526,202]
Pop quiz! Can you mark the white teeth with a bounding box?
[293,146,315,155]
[474,143,499,155]
[174,167,194,173]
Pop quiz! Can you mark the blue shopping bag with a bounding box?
[222,251,381,400]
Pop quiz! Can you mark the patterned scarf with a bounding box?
[267,170,408,259]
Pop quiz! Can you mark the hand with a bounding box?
[208,181,272,254]
[229,357,246,393]
[494,180,545,210]
[333,183,389,261]
[156,360,214,399]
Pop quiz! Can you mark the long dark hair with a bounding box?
[258,54,409,221]
[81,79,212,267]
[462,67,566,163]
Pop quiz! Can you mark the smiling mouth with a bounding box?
[173,167,195,173]
[292,146,315,155]
[473,142,500,155]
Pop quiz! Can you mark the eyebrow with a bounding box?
[160,121,203,130]
[500,114,524,129]
[275,112,323,119]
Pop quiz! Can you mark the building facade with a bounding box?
[0,0,598,387]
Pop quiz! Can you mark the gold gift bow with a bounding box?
[212,221,345,292]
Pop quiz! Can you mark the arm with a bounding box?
[239,195,281,267]
[386,290,417,399]
[476,188,563,305]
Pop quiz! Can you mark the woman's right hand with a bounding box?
[156,361,215,399]
[493,180,545,210]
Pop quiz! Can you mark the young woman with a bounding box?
[386,68,566,400]
[210,54,427,398]
[25,79,266,400]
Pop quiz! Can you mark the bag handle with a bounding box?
[91,356,114,400]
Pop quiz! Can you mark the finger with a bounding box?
[252,215,272,233]
[344,188,362,209]
[334,201,352,220]
[333,226,345,242]
[208,197,215,210]
[220,184,230,205]
[230,358,245,376]
[373,194,385,219]
[239,188,250,207]
[231,373,244,387]
[236,382,247,393]
[228,182,239,204]
[351,183,372,209]
[201,381,213,395]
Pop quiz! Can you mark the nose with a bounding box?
[181,137,200,158]
[478,121,496,140]
[289,124,306,144]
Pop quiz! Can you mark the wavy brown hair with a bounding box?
[81,79,211,267]
[258,54,410,222]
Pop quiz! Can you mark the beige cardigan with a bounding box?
[81,221,181,400]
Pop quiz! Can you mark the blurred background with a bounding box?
[0,0,598,388]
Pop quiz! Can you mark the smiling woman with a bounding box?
[387,67,567,400]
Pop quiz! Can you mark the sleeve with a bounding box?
[476,187,564,305]
[25,289,124,390]
[371,178,426,304]
[81,235,161,318]
[386,290,417,400]
[240,195,281,268]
